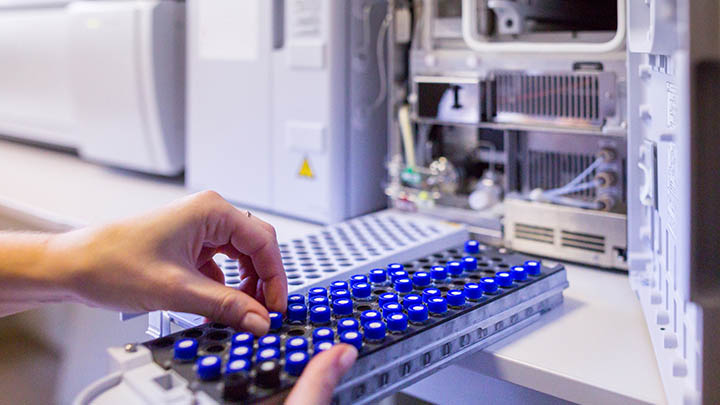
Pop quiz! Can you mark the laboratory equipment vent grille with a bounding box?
[560,230,605,253]
[493,71,613,126]
[216,210,466,293]
[514,223,554,244]
[527,150,598,200]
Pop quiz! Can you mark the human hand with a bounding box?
[49,191,287,335]
[286,344,359,405]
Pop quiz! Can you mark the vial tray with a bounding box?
[139,241,569,404]
[154,210,467,333]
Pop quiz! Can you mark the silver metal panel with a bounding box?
[504,198,627,269]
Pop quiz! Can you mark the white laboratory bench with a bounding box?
[0,139,666,405]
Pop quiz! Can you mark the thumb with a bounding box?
[171,275,271,335]
[285,344,358,405]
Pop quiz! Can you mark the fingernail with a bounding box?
[241,312,269,335]
[338,345,358,373]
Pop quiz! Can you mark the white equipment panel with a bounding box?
[186,0,389,223]
[0,0,185,176]
[626,1,719,404]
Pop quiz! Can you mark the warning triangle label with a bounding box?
[298,157,314,179]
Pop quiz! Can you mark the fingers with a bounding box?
[225,208,287,312]
[171,273,270,335]
[185,192,287,313]
[198,261,225,284]
[285,344,358,405]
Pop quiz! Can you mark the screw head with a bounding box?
[124,343,137,353]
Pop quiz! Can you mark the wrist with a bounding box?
[42,230,95,302]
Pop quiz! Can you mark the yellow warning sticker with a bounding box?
[298,157,314,178]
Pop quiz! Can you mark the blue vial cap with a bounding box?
[350,274,368,285]
[312,327,334,343]
[285,337,308,353]
[364,321,387,340]
[308,287,327,298]
[388,263,404,273]
[258,334,280,349]
[337,318,359,333]
[430,265,448,280]
[231,332,254,348]
[462,256,478,271]
[269,312,283,331]
[386,313,408,332]
[226,358,251,374]
[330,289,350,300]
[427,297,448,315]
[196,355,221,380]
[310,305,331,324]
[394,278,412,294]
[464,282,483,300]
[256,347,280,362]
[407,304,429,323]
[340,331,363,351]
[495,272,513,288]
[480,277,499,293]
[412,272,431,287]
[402,294,422,309]
[285,351,309,377]
[447,261,464,276]
[511,266,528,282]
[360,310,382,325]
[382,302,402,317]
[309,295,329,308]
[287,303,307,323]
[446,289,466,306]
[464,240,481,254]
[369,268,387,283]
[524,260,542,276]
[173,338,198,361]
[288,294,305,305]
[351,282,371,299]
[313,341,334,355]
[390,270,409,282]
[332,298,353,316]
[422,288,441,302]
[330,280,349,292]
[229,345,253,360]
[378,292,399,307]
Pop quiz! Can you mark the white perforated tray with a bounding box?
[149,210,467,335]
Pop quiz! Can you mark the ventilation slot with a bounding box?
[527,150,598,199]
[494,71,612,126]
[561,230,605,253]
[514,223,554,244]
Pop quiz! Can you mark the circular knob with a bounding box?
[231,332,254,348]
[446,290,466,307]
[255,360,281,388]
[387,313,408,332]
[285,351,309,377]
[196,355,221,381]
[480,277,499,294]
[412,272,431,288]
[332,298,353,317]
[402,294,422,309]
[369,268,387,283]
[285,337,308,353]
[337,318,359,333]
[339,330,363,351]
[310,305,331,325]
[464,283,483,300]
[173,339,198,362]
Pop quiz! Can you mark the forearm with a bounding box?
[0,232,77,315]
